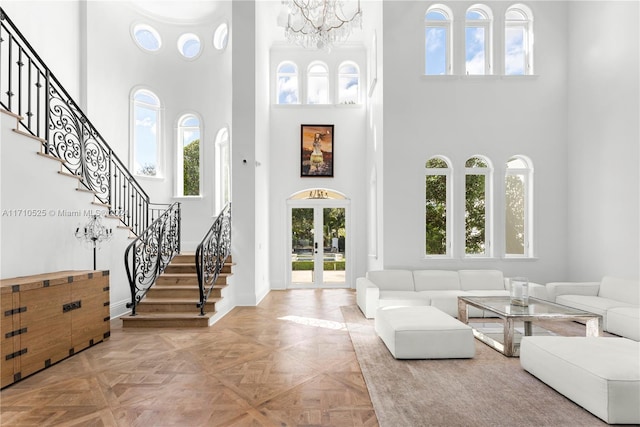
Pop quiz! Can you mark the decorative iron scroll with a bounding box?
[196,203,231,316]
[125,202,181,316]
[0,8,151,236]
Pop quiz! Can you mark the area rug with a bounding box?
[341,305,608,427]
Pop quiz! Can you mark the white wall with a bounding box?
[381,1,570,284]
[567,1,640,280]
[267,46,368,289]
[83,1,233,251]
[2,0,82,101]
[0,112,133,317]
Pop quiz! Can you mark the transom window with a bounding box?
[465,5,493,75]
[505,4,534,75]
[131,89,161,177]
[307,62,330,104]
[425,5,453,75]
[425,156,452,256]
[338,61,360,104]
[176,114,201,196]
[277,62,300,104]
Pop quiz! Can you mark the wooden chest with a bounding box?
[0,270,110,388]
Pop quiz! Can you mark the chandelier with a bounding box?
[75,214,113,270]
[280,0,362,50]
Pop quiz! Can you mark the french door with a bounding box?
[289,202,348,288]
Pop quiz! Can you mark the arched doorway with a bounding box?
[287,189,350,288]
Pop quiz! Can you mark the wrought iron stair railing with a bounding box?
[125,202,181,316]
[0,8,182,314]
[196,203,231,316]
[0,8,149,236]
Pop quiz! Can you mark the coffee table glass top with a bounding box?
[458,296,599,319]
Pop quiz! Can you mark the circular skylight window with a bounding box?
[178,33,202,59]
[213,22,229,50]
[132,24,161,52]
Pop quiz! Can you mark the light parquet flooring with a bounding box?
[0,289,378,427]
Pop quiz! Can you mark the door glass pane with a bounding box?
[323,207,346,284]
[291,208,314,284]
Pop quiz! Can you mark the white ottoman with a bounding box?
[374,306,475,359]
[521,336,640,424]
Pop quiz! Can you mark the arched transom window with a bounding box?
[425,5,453,75]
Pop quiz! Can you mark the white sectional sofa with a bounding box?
[544,276,640,339]
[521,276,640,424]
[356,269,542,319]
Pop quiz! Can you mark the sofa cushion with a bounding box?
[607,307,640,341]
[555,295,634,330]
[418,290,467,317]
[366,270,415,291]
[378,290,430,308]
[413,270,460,291]
[520,336,640,424]
[599,276,640,305]
[459,270,505,291]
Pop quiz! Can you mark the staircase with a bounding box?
[121,253,234,328]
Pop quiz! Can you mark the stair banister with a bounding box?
[1,8,182,316]
[196,203,231,316]
[125,202,181,316]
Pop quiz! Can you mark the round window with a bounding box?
[213,22,229,50]
[132,24,161,52]
[178,33,202,59]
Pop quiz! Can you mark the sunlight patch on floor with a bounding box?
[278,315,346,330]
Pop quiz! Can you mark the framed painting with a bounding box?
[300,124,334,177]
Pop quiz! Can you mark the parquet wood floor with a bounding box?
[0,289,378,427]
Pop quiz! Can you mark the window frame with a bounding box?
[131,88,162,178]
[175,113,203,197]
[337,61,360,105]
[215,126,231,214]
[425,156,453,258]
[464,156,493,257]
[424,5,453,76]
[276,61,300,105]
[504,4,534,76]
[504,156,534,258]
[465,5,493,75]
[306,61,330,104]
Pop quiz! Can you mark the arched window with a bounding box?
[425,156,452,256]
[176,114,201,196]
[277,61,299,104]
[338,61,360,104]
[307,61,329,104]
[505,4,534,75]
[465,5,493,75]
[131,89,161,177]
[215,127,231,213]
[505,156,533,256]
[465,156,492,256]
[425,5,453,75]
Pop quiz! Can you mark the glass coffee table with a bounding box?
[457,296,603,357]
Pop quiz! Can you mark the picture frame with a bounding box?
[300,124,334,177]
